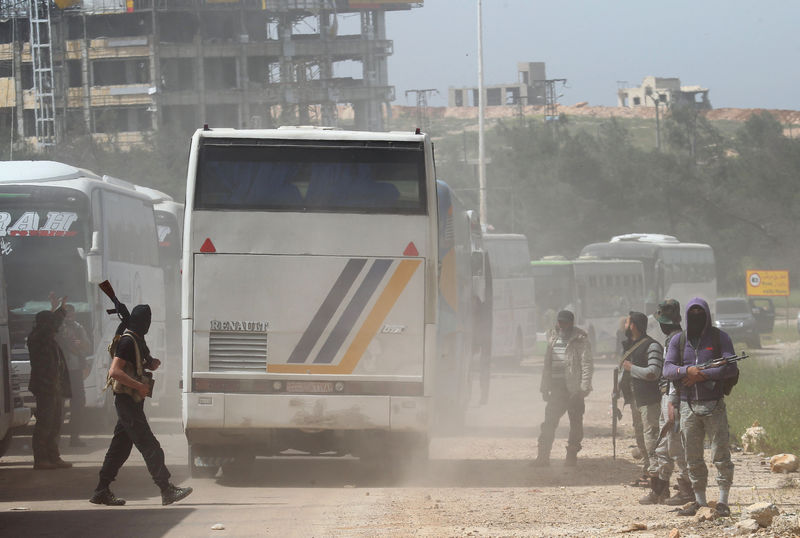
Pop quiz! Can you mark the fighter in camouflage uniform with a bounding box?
[638,299,692,505]
[27,309,73,470]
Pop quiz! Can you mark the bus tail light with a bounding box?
[200,238,216,253]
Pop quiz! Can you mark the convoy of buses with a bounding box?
[0,130,716,471]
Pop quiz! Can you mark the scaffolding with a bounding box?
[27,0,57,145]
[0,0,422,147]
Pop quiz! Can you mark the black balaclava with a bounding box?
[128,304,152,336]
[686,307,707,340]
[660,322,681,336]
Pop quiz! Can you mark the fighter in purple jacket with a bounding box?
[663,297,738,517]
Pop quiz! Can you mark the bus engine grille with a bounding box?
[208,331,268,371]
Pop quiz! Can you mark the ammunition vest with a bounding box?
[630,336,661,407]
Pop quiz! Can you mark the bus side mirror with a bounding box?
[86,231,103,284]
[471,251,484,276]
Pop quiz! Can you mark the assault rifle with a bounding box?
[611,367,623,460]
[98,280,130,326]
[696,352,749,370]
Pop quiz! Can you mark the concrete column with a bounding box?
[80,35,91,131]
[13,31,25,139]
[149,9,161,131]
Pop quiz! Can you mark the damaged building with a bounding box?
[617,76,711,110]
[448,62,547,108]
[0,0,422,147]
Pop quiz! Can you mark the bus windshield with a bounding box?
[195,140,427,214]
[1,208,89,315]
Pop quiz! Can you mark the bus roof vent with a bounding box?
[610,233,679,244]
[277,125,337,130]
[102,174,136,190]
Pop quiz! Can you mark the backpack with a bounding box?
[678,327,739,396]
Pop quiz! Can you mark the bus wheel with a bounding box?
[0,429,12,458]
[222,452,255,480]
[189,446,219,478]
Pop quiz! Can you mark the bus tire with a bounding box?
[189,445,219,479]
[0,429,12,458]
[222,452,255,480]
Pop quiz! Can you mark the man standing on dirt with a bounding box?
[663,297,738,517]
[533,310,593,467]
[620,312,663,487]
[639,300,692,505]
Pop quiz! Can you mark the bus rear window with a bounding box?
[195,141,427,214]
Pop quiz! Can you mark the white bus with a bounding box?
[0,161,168,417]
[573,259,645,355]
[1,257,30,457]
[530,258,645,355]
[482,234,536,363]
[182,127,478,476]
[135,186,184,409]
[580,234,717,316]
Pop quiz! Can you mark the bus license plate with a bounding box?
[285,381,334,393]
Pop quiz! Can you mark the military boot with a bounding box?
[664,477,694,506]
[638,477,669,505]
[565,449,578,467]
[161,484,193,506]
[90,488,126,506]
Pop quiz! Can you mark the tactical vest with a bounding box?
[630,336,661,407]
[106,331,148,403]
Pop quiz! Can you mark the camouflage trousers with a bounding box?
[680,398,734,492]
[654,393,688,483]
[635,401,661,475]
[33,391,63,463]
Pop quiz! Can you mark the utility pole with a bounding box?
[646,89,666,151]
[544,78,567,122]
[477,0,487,228]
[404,88,438,133]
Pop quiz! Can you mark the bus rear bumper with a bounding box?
[183,392,430,438]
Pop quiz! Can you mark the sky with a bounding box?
[384,0,800,110]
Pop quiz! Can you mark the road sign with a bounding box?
[746,270,790,296]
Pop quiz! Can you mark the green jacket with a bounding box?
[540,326,593,397]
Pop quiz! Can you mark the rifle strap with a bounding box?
[618,337,649,367]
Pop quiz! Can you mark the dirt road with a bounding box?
[1,354,798,537]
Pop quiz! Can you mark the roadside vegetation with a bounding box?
[727,355,800,454]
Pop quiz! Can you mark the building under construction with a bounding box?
[0,0,422,147]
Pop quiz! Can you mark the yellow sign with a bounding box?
[746,270,790,296]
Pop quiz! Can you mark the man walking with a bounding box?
[533,310,593,467]
[639,300,692,505]
[56,303,92,447]
[90,304,192,506]
[620,312,663,487]
[663,297,738,517]
[27,308,72,469]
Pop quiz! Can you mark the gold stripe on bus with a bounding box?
[267,259,421,375]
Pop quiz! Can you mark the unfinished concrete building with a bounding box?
[0,0,421,147]
[448,62,547,108]
[618,76,711,110]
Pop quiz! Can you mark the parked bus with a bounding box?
[530,258,645,354]
[0,161,168,418]
[580,234,716,316]
[135,186,184,409]
[482,234,536,363]
[182,127,478,476]
[0,257,30,457]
